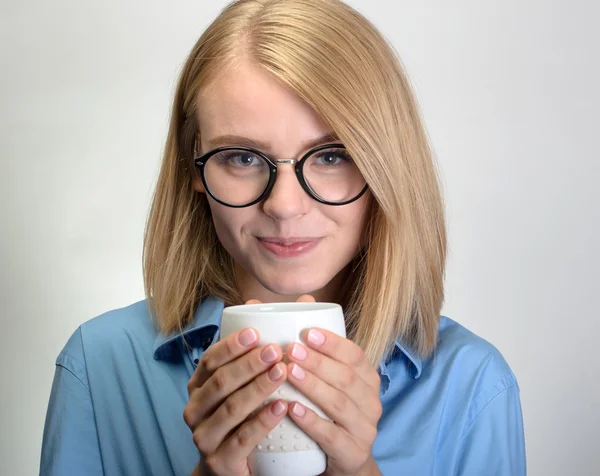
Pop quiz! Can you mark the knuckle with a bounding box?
[256,406,276,432]
[373,399,383,420]
[254,371,276,395]
[234,425,253,449]
[226,337,239,357]
[322,426,339,447]
[365,425,378,444]
[311,351,323,370]
[192,428,207,452]
[182,405,195,429]
[350,348,366,368]
[211,369,228,393]
[222,396,241,419]
[245,352,260,374]
[332,393,350,414]
[338,367,356,389]
[254,416,269,436]
[200,353,218,374]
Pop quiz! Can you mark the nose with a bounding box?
[261,164,312,220]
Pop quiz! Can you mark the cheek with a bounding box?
[327,195,372,240]
[206,201,261,262]
[206,202,243,245]
[355,195,373,242]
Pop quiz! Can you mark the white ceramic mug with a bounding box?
[220,301,346,476]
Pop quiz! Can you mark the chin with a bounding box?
[259,270,330,298]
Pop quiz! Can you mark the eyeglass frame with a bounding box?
[193,141,369,208]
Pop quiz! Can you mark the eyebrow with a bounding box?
[204,132,340,152]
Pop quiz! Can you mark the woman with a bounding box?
[41,0,526,475]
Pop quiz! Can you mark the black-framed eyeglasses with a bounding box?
[193,142,368,208]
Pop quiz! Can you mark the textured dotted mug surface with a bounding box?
[220,302,347,476]
[252,381,328,452]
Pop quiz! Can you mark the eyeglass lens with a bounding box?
[203,146,365,206]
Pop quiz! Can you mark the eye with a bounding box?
[313,150,352,166]
[217,151,264,167]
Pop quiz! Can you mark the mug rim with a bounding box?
[223,301,341,314]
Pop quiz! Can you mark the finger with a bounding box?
[296,294,316,302]
[185,344,283,429]
[187,327,260,393]
[302,328,380,391]
[247,296,314,303]
[286,363,377,444]
[287,402,370,472]
[207,399,288,474]
[286,343,381,423]
[196,362,288,454]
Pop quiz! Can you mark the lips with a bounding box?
[256,237,322,258]
[258,237,319,245]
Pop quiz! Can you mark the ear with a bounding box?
[191,171,206,194]
[191,131,206,193]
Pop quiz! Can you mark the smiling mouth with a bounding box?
[256,237,322,258]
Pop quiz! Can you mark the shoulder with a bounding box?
[434,316,516,377]
[429,316,520,422]
[57,299,157,371]
[78,298,156,343]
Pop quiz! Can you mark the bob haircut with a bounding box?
[143,0,447,366]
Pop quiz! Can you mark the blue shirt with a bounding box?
[40,297,526,475]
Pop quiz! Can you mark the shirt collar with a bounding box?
[153,296,224,361]
[389,339,422,379]
[152,296,423,380]
[377,339,422,397]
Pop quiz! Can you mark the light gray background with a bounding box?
[1,1,598,475]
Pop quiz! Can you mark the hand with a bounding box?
[183,302,289,476]
[284,297,383,476]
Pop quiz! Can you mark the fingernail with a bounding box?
[291,363,305,381]
[307,329,325,346]
[291,343,307,361]
[292,402,306,417]
[261,345,278,363]
[272,400,286,416]
[239,328,258,347]
[269,363,283,381]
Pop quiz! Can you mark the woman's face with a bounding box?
[193,61,371,302]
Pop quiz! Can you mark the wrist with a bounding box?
[323,458,381,476]
[358,457,381,476]
[191,462,210,476]
[190,464,202,476]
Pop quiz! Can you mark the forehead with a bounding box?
[195,62,332,153]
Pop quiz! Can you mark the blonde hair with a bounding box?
[143,0,447,366]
